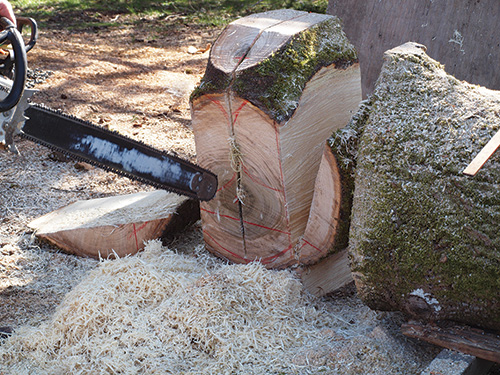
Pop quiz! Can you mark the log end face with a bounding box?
[231,16,358,123]
[385,41,427,58]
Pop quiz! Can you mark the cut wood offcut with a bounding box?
[29,190,200,258]
[191,10,361,269]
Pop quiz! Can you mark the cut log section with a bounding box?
[29,191,200,258]
[191,10,361,269]
[348,42,500,331]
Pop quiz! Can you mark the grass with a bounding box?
[12,0,328,28]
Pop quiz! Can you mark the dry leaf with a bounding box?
[187,43,211,54]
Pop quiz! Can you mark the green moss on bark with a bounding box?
[349,44,500,330]
[232,17,357,123]
[191,15,357,123]
[190,60,232,102]
[328,100,371,254]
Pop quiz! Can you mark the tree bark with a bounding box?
[349,42,500,331]
[191,10,361,269]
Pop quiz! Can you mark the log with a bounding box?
[402,321,500,364]
[348,42,500,331]
[28,190,200,258]
[328,0,500,97]
[191,10,361,269]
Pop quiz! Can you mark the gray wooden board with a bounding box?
[327,0,500,97]
[421,349,494,375]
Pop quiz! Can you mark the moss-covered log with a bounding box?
[191,10,361,269]
[349,42,500,331]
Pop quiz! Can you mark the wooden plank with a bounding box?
[29,190,200,258]
[402,321,500,364]
[463,128,500,175]
[328,0,500,97]
[421,349,494,375]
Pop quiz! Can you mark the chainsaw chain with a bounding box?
[20,102,214,200]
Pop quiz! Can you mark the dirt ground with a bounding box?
[0,15,488,374]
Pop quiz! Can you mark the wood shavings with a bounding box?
[0,241,437,374]
[187,43,212,54]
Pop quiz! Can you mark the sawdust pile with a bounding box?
[0,240,436,374]
[0,240,318,374]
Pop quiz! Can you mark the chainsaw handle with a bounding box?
[16,17,37,53]
[0,17,26,112]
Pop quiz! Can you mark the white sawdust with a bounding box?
[0,240,436,375]
[28,191,186,232]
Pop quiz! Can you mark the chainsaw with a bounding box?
[0,17,217,201]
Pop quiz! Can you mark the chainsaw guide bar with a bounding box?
[21,103,217,201]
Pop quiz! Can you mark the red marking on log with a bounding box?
[206,228,293,265]
[126,222,150,251]
[302,239,323,253]
[208,97,229,123]
[127,222,148,240]
[261,244,294,265]
[217,172,237,192]
[204,230,250,263]
[233,55,250,63]
[232,100,249,124]
[242,165,283,192]
[132,223,139,250]
[243,220,291,235]
[201,207,240,223]
[201,207,291,235]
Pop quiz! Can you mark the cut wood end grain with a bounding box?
[192,10,361,270]
[29,190,200,258]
